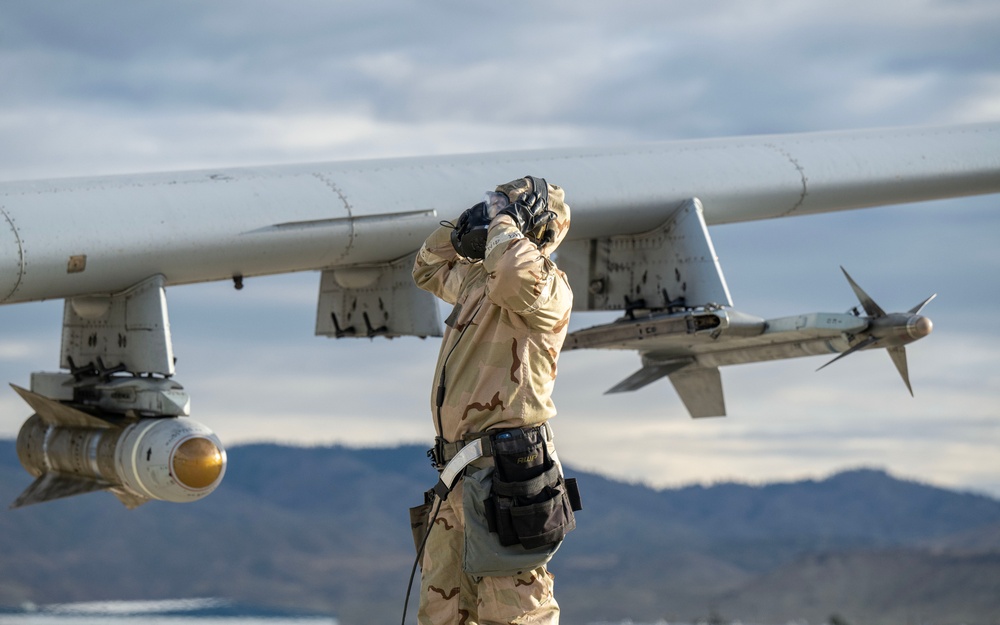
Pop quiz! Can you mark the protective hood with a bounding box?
[494,176,571,256]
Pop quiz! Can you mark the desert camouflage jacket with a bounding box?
[412,179,572,443]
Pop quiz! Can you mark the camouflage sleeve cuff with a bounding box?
[483,216,524,263]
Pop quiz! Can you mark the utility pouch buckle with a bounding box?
[428,432,493,472]
[427,437,448,470]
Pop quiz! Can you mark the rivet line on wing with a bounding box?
[0,206,25,303]
[312,172,355,265]
[765,143,809,217]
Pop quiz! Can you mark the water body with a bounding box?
[0,601,794,625]
[0,599,337,625]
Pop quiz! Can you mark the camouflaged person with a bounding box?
[411,176,574,624]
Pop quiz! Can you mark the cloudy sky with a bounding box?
[0,1,998,497]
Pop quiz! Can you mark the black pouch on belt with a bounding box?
[408,488,435,558]
[484,427,581,549]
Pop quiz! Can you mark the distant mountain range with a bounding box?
[1,440,998,625]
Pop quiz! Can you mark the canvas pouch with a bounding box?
[462,427,581,576]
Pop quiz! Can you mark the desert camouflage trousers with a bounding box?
[418,479,560,625]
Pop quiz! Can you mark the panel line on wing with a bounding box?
[0,206,25,303]
[242,209,437,235]
[763,143,810,218]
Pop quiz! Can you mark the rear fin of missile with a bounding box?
[109,487,150,510]
[669,366,726,418]
[607,359,725,418]
[10,384,112,429]
[10,472,110,509]
[606,360,691,394]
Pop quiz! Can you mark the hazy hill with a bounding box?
[1,440,998,625]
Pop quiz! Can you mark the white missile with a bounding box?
[11,385,226,509]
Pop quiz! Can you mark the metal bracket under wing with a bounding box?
[316,251,443,339]
[61,274,175,376]
[559,198,733,312]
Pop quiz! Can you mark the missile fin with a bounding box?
[817,335,880,371]
[841,267,886,318]
[10,384,113,429]
[109,487,150,510]
[908,293,937,315]
[10,472,110,509]
[606,360,690,393]
[887,346,913,396]
[668,366,726,418]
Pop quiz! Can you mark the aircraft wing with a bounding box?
[0,122,996,307]
[2,121,998,507]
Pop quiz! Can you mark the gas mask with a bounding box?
[448,192,510,260]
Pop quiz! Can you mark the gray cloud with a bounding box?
[4,1,998,136]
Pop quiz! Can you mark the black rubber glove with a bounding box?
[496,192,556,240]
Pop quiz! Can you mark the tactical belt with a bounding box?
[427,423,552,500]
